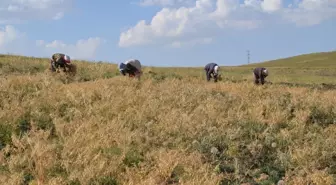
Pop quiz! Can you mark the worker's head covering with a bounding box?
[63,55,71,63]
[214,65,219,74]
[118,62,127,71]
[125,59,141,71]
[263,68,268,76]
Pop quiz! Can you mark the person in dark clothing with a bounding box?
[204,63,220,82]
[50,53,71,73]
[118,59,142,79]
[119,63,137,76]
[253,67,269,85]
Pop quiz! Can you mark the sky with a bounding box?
[0,0,335,67]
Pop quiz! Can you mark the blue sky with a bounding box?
[0,0,335,67]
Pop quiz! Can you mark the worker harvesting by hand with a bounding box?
[50,53,72,73]
[118,59,142,79]
[253,67,269,85]
[204,63,220,82]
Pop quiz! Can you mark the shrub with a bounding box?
[307,105,336,127]
[21,172,34,185]
[15,117,31,137]
[166,164,185,184]
[35,114,54,131]
[122,148,144,168]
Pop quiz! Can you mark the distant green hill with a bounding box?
[1,50,336,84]
[240,51,336,68]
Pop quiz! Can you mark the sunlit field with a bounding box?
[1,52,336,185]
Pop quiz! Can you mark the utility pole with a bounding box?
[247,50,250,64]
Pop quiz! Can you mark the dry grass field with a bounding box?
[0,52,336,185]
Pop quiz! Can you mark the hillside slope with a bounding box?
[2,51,336,85]
[224,51,336,84]
[240,51,336,68]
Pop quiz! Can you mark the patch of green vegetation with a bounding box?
[67,178,81,185]
[15,111,32,137]
[21,172,34,185]
[48,163,68,178]
[193,120,287,184]
[101,146,123,157]
[103,71,115,79]
[167,73,183,80]
[151,73,167,82]
[214,164,235,174]
[77,68,94,82]
[35,113,54,131]
[88,176,118,185]
[218,178,240,185]
[241,51,336,68]
[166,164,185,184]
[15,110,56,138]
[307,105,336,127]
[0,123,13,150]
[0,165,9,174]
[57,102,74,122]
[123,148,144,168]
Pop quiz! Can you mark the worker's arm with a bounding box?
[259,69,265,84]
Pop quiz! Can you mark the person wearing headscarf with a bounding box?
[118,59,142,79]
[50,53,71,73]
[204,63,220,82]
[253,67,269,85]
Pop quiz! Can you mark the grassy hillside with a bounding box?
[2,51,336,85]
[0,53,336,185]
[241,51,336,68]
[230,51,336,85]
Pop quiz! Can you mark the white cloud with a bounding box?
[0,25,105,60]
[0,2,104,60]
[0,0,73,23]
[0,25,33,55]
[0,25,24,47]
[171,37,213,48]
[261,0,282,12]
[120,0,213,47]
[120,0,336,47]
[53,12,64,20]
[37,37,106,60]
[35,39,45,46]
[211,0,237,17]
[7,5,23,12]
[282,0,336,26]
[243,0,262,10]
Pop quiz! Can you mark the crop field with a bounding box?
[0,51,336,185]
